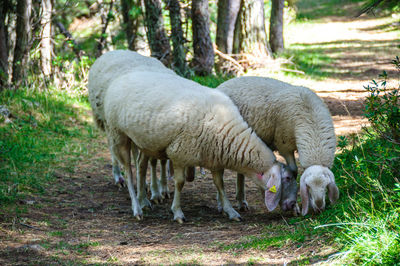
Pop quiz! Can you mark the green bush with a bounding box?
[328,58,400,264]
[364,57,400,145]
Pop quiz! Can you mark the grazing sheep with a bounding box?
[103,68,283,223]
[217,76,339,216]
[88,50,172,206]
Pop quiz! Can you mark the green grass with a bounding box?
[295,0,365,21]
[0,86,97,210]
[191,74,232,88]
[280,44,333,79]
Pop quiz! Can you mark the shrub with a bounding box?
[364,57,400,145]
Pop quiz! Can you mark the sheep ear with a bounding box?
[264,171,282,211]
[325,170,339,203]
[300,176,309,216]
[328,182,339,203]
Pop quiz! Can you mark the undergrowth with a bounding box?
[0,85,97,214]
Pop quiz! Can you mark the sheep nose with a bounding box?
[283,200,296,211]
[315,199,324,209]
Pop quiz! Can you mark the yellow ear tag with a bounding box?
[269,185,277,193]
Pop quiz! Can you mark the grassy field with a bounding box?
[1,0,399,264]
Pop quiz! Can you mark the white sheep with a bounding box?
[88,50,172,206]
[102,67,284,223]
[217,76,339,216]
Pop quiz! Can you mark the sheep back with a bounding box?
[88,50,174,130]
[217,76,336,168]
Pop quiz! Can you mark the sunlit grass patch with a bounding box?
[280,45,332,79]
[0,86,96,209]
[222,223,315,251]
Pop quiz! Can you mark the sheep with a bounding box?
[88,50,173,207]
[102,67,284,223]
[217,76,339,216]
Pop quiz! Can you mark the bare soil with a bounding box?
[1,12,399,266]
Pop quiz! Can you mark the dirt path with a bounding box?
[1,11,399,266]
[288,15,400,135]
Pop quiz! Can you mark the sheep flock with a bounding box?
[88,50,339,223]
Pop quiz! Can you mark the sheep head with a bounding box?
[245,163,281,211]
[300,165,339,216]
[279,163,299,213]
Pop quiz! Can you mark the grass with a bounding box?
[295,0,365,21]
[191,74,232,88]
[0,85,97,212]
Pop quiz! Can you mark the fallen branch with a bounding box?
[213,45,244,75]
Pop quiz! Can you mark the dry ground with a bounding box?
[1,11,399,266]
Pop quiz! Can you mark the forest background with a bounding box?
[0,0,399,264]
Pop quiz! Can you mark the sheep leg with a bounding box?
[136,151,152,210]
[159,159,170,199]
[171,166,186,223]
[212,170,242,221]
[111,155,125,187]
[109,133,142,220]
[236,173,249,211]
[150,158,163,204]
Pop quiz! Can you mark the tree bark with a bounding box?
[166,0,188,77]
[216,0,240,54]
[191,0,214,76]
[269,0,284,53]
[40,0,53,76]
[233,0,270,57]
[97,0,114,57]
[143,0,171,66]
[0,0,9,86]
[12,0,32,85]
[121,0,141,50]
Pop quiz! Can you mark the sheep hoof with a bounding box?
[115,176,125,187]
[151,193,163,204]
[238,201,249,212]
[139,198,152,210]
[231,216,242,222]
[151,198,162,204]
[176,218,184,224]
[135,214,143,221]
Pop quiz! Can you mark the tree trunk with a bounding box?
[12,0,32,85]
[121,0,141,50]
[166,0,188,77]
[96,0,114,57]
[40,0,53,76]
[233,0,270,57]
[0,0,9,87]
[191,0,214,76]
[216,0,240,54]
[269,0,284,53]
[143,0,171,66]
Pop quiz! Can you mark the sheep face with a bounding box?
[279,164,298,212]
[244,163,284,211]
[300,165,339,216]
